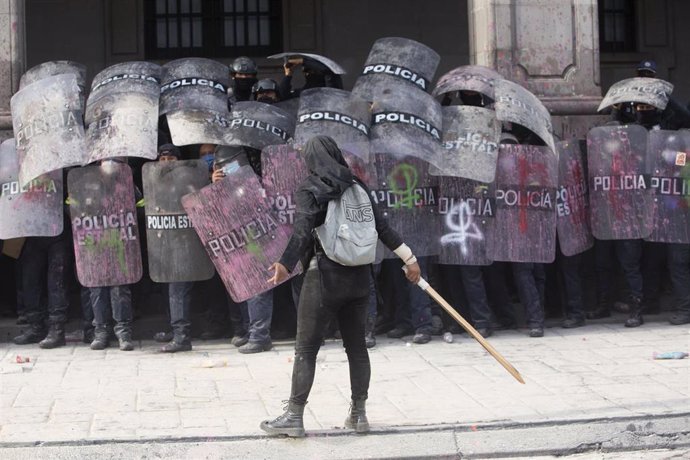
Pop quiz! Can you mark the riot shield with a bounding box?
[68,162,142,287]
[159,58,230,115]
[586,125,653,240]
[294,88,371,161]
[19,60,88,117]
[142,160,214,282]
[166,110,229,146]
[437,176,494,266]
[267,52,346,75]
[370,85,443,162]
[646,130,690,243]
[598,77,673,112]
[261,144,308,226]
[372,154,440,258]
[556,140,593,256]
[0,139,63,239]
[429,106,501,182]
[85,62,162,163]
[432,65,502,99]
[181,165,299,302]
[494,79,555,153]
[11,74,87,187]
[19,61,87,90]
[274,98,300,118]
[488,145,558,263]
[352,37,440,100]
[223,102,295,149]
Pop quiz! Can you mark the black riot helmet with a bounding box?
[252,78,280,103]
[231,56,258,76]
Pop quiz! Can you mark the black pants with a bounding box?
[668,243,690,314]
[21,235,71,326]
[439,265,492,329]
[289,256,371,405]
[169,282,193,343]
[557,250,584,321]
[512,263,545,328]
[595,238,643,304]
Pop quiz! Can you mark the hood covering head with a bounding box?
[300,135,354,204]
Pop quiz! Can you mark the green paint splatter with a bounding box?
[388,163,421,209]
[245,227,267,265]
[83,228,129,274]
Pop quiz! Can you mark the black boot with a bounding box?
[39,323,66,349]
[116,327,134,351]
[90,325,109,350]
[13,323,47,345]
[344,399,369,433]
[260,401,306,437]
[365,315,376,349]
[624,296,644,328]
[161,331,191,353]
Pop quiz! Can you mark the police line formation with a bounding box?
[4,37,690,353]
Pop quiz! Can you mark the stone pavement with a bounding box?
[0,320,688,449]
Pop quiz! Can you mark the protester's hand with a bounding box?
[404,262,421,284]
[211,169,225,183]
[283,58,302,76]
[268,262,289,285]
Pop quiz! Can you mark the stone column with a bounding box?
[468,0,606,139]
[0,0,25,138]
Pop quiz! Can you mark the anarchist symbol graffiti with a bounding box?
[440,201,483,255]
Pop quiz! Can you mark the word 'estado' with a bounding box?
[147,214,193,230]
[228,118,290,141]
[444,132,498,153]
[1,179,58,197]
[160,78,227,94]
[372,187,437,209]
[92,73,159,93]
[591,175,647,191]
[298,111,369,136]
[362,64,429,90]
[373,112,441,141]
[439,196,494,217]
[650,176,690,196]
[73,212,137,246]
[496,187,554,210]
[207,215,278,257]
[15,110,81,145]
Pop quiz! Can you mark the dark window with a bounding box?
[144,0,282,59]
[598,0,636,53]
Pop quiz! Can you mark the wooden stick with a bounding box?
[415,275,525,384]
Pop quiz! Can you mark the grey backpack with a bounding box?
[314,183,378,266]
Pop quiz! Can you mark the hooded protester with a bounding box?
[261,136,421,437]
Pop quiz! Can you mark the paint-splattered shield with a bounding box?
[68,162,142,287]
[352,37,440,100]
[181,165,299,302]
[432,65,502,99]
[429,106,501,182]
[488,145,558,263]
[372,154,440,258]
[267,52,346,75]
[223,102,295,150]
[494,79,555,153]
[166,110,229,146]
[369,85,443,162]
[646,130,690,243]
[437,176,495,266]
[294,88,371,161]
[261,144,309,227]
[11,74,87,187]
[159,58,230,115]
[0,139,63,239]
[556,140,593,256]
[85,62,162,163]
[142,160,214,282]
[19,61,88,110]
[598,78,673,112]
[586,125,653,240]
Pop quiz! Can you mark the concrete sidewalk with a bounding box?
[0,320,688,451]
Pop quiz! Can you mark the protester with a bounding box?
[260,136,421,437]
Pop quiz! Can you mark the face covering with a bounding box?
[256,95,278,104]
[233,77,257,100]
[636,110,661,128]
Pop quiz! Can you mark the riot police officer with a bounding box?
[229,56,259,105]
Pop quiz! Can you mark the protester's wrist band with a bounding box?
[393,244,416,265]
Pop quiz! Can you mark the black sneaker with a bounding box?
[561,318,585,329]
[231,334,249,347]
[160,341,192,353]
[476,327,493,338]
[412,331,431,344]
[670,312,690,325]
[239,340,273,354]
[528,327,544,338]
[154,331,173,343]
